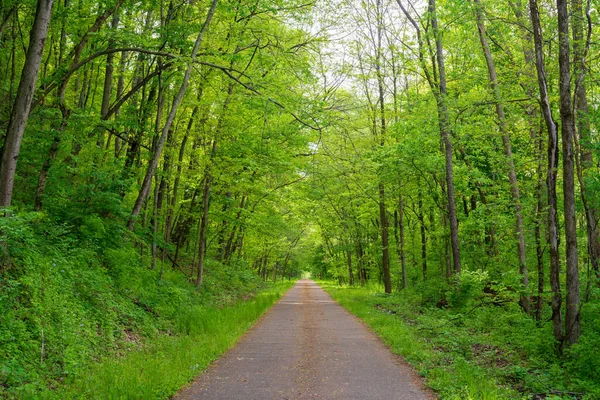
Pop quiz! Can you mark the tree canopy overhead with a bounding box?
[1,0,600,396]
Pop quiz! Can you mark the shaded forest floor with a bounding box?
[322,279,600,400]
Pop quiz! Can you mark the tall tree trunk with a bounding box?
[224,195,246,263]
[196,83,233,288]
[151,174,160,270]
[474,0,530,312]
[346,238,354,286]
[196,173,212,287]
[535,131,545,322]
[418,190,427,280]
[378,188,392,292]
[98,11,119,150]
[572,0,599,279]
[168,105,199,244]
[394,193,407,289]
[397,0,463,274]
[429,0,461,273]
[114,51,127,157]
[529,0,563,344]
[128,0,218,230]
[0,0,54,207]
[375,0,391,293]
[557,0,581,345]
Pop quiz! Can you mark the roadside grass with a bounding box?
[320,279,599,400]
[31,281,294,400]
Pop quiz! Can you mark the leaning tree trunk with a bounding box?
[557,0,581,346]
[0,0,54,207]
[128,0,218,230]
[474,0,530,312]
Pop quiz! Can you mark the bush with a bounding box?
[0,212,269,397]
[447,269,489,309]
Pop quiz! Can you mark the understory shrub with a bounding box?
[0,212,267,397]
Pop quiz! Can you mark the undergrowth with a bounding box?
[0,212,293,398]
[321,273,600,400]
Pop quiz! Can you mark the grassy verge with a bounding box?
[320,280,600,400]
[31,280,294,400]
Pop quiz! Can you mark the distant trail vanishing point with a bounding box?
[176,279,434,400]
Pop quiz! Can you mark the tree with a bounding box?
[0,0,54,207]
[396,0,461,274]
[556,0,580,345]
[529,0,563,344]
[128,0,218,230]
[473,0,529,312]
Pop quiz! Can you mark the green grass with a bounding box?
[0,213,298,399]
[321,278,600,399]
[25,281,294,400]
[320,281,528,400]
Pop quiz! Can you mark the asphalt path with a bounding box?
[175,279,434,400]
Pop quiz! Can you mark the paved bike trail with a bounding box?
[175,279,434,400]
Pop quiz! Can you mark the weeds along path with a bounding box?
[176,279,434,400]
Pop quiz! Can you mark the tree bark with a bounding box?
[418,190,427,280]
[0,0,54,207]
[98,12,119,149]
[529,0,563,344]
[557,0,581,345]
[374,0,391,293]
[196,173,212,287]
[168,105,199,244]
[394,193,407,289]
[571,0,599,280]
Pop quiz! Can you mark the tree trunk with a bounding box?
[529,0,563,344]
[98,12,119,149]
[430,0,461,273]
[557,0,581,345]
[572,0,599,279]
[168,105,199,244]
[474,0,529,312]
[196,173,212,287]
[374,0,391,293]
[418,190,427,280]
[128,0,218,229]
[196,83,233,287]
[224,196,246,263]
[535,131,545,323]
[0,0,54,207]
[394,193,407,289]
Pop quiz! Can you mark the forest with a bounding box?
[0,0,599,398]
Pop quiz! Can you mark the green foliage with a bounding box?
[322,281,600,399]
[447,269,489,309]
[0,212,281,398]
[32,283,292,400]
